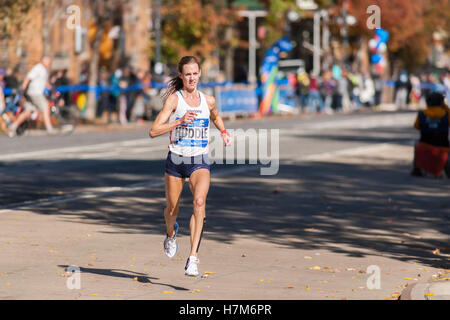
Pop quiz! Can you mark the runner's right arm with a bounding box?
[149,93,197,138]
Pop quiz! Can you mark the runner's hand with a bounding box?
[179,111,197,124]
[221,130,232,146]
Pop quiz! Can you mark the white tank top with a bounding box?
[168,90,210,157]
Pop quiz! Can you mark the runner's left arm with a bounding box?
[207,95,231,146]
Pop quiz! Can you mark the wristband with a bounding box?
[221,129,228,135]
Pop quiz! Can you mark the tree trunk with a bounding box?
[224,26,234,81]
[85,0,108,121]
[85,23,103,121]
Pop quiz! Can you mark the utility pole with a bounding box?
[313,10,321,76]
[238,10,267,84]
[341,0,349,62]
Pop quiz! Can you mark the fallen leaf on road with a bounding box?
[193,289,200,293]
[404,277,418,281]
[204,271,215,275]
[310,266,321,270]
[304,256,312,259]
[331,269,340,273]
[301,285,310,290]
[133,277,139,281]
[88,262,95,266]
[163,291,173,294]
[286,286,294,289]
[424,292,434,296]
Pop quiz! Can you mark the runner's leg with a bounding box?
[164,172,185,237]
[188,168,210,257]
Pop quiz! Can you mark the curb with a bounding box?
[400,280,450,300]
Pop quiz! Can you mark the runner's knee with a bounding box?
[194,197,205,208]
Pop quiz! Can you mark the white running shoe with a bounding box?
[163,221,179,258]
[184,256,200,277]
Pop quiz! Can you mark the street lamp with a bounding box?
[238,10,267,84]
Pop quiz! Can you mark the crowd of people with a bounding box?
[1,61,450,128]
[291,66,450,114]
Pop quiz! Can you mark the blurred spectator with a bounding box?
[320,70,335,113]
[307,74,323,112]
[372,73,383,106]
[96,67,112,121]
[296,67,309,111]
[347,71,362,109]
[131,69,147,122]
[339,68,351,111]
[410,74,421,107]
[120,66,139,122]
[411,91,450,177]
[360,74,375,107]
[394,70,411,109]
[109,68,122,123]
[4,67,19,95]
[55,69,70,106]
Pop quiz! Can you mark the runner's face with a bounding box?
[180,63,200,92]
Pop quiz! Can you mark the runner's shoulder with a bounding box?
[164,92,179,109]
[202,92,216,108]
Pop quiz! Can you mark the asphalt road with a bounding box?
[0,110,420,208]
[0,110,449,301]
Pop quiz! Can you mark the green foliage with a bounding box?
[0,0,36,39]
[158,0,239,65]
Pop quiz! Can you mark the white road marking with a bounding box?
[0,138,155,161]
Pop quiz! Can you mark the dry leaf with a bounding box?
[163,291,173,294]
[286,286,294,289]
[331,269,340,273]
[424,292,434,296]
[432,248,441,255]
[311,266,321,270]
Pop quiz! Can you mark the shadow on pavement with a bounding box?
[58,265,189,291]
[2,157,449,270]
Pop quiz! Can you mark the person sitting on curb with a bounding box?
[411,91,450,178]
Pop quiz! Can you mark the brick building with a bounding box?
[1,0,151,83]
